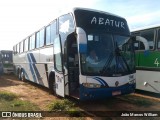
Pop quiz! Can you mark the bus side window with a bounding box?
[157,29,160,49]
[20,41,24,53]
[24,38,29,51]
[132,32,140,51]
[140,29,155,50]
[51,20,57,44]
[29,34,35,50]
[134,42,139,50]
[40,29,45,47]
[139,41,145,50]
[46,25,51,45]
[36,32,40,48]
[59,14,74,40]
[17,44,19,54]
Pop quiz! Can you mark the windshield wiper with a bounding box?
[100,48,131,75]
[100,52,114,75]
[115,48,130,72]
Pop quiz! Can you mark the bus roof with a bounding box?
[131,24,160,32]
[72,7,124,19]
[0,50,13,53]
[14,7,128,47]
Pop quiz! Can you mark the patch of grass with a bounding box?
[48,99,74,111]
[119,95,153,107]
[49,100,65,111]
[11,100,25,107]
[0,91,17,101]
[48,99,83,117]
[0,91,40,111]
[67,108,82,117]
[0,99,40,111]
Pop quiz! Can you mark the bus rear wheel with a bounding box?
[18,69,21,80]
[21,70,26,82]
[18,69,26,81]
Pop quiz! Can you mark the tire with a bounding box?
[21,70,26,82]
[49,73,56,95]
[18,69,25,81]
[18,69,22,80]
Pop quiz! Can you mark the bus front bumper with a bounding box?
[79,83,135,101]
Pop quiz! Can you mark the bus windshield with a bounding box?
[81,33,135,76]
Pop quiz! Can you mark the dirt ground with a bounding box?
[0,74,57,111]
[0,74,160,120]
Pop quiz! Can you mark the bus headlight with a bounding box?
[83,83,101,88]
[129,79,136,84]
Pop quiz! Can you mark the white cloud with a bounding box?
[0,0,160,50]
[0,0,99,50]
[127,10,160,30]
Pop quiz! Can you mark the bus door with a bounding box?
[54,36,65,97]
[66,33,79,98]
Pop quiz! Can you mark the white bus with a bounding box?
[13,8,136,100]
[0,50,14,74]
[132,25,160,94]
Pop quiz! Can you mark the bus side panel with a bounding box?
[136,50,160,93]
[39,47,54,88]
[13,47,54,88]
[26,50,40,83]
[138,51,160,68]
[27,49,49,87]
[136,70,160,93]
[135,51,139,66]
[13,53,26,75]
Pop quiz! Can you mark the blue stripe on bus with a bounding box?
[93,77,109,87]
[27,54,37,82]
[30,53,44,85]
[22,68,29,80]
[92,77,105,86]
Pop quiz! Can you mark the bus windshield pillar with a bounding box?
[76,27,87,53]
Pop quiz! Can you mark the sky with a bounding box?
[0,0,160,50]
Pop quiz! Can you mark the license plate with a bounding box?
[112,91,121,96]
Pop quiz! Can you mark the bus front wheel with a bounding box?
[49,73,56,95]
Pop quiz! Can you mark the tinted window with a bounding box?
[13,46,16,55]
[51,21,57,44]
[32,34,35,49]
[59,14,74,41]
[20,41,24,53]
[157,29,160,49]
[24,38,29,51]
[40,29,44,47]
[29,34,35,50]
[140,29,154,50]
[54,37,62,72]
[46,25,51,45]
[36,32,40,48]
[29,37,32,50]
[17,44,19,53]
